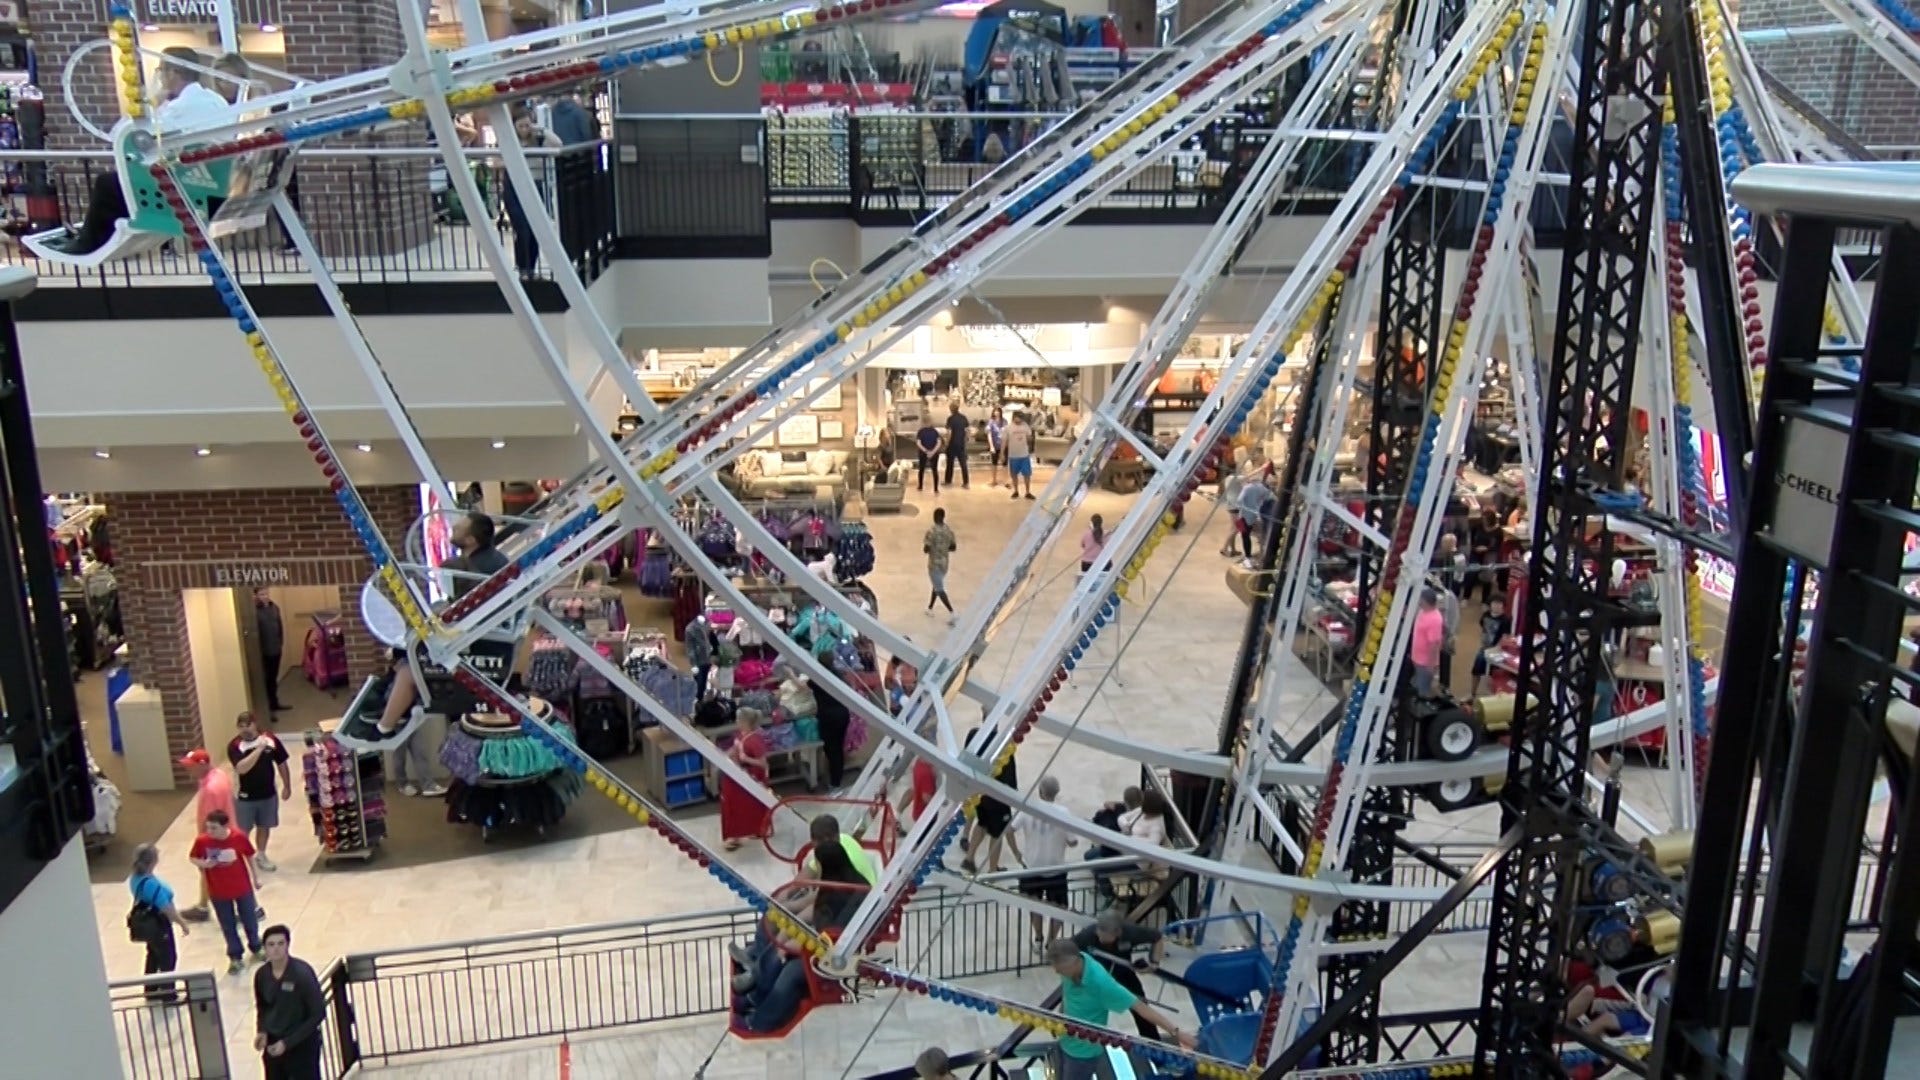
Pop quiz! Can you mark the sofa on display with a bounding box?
[733,450,853,500]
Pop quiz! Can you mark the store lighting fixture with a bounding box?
[356,442,373,453]
[194,446,211,457]
[491,438,507,449]
[94,449,111,460]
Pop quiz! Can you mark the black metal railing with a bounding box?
[759,110,1352,218]
[0,145,617,288]
[109,971,230,1080]
[329,864,1150,1069]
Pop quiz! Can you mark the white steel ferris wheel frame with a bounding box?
[66,0,1895,1067]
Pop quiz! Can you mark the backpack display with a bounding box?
[834,524,876,581]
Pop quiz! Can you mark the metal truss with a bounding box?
[1660,166,1920,1080]
[72,0,1920,1071]
[1264,6,1578,1062]
[1474,0,1680,1065]
[1322,0,1462,1057]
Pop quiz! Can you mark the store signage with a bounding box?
[140,0,223,21]
[760,82,914,110]
[1767,416,1847,564]
[214,564,290,586]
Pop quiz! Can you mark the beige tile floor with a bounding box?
[91,477,1693,1076]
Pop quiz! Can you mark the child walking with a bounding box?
[190,809,265,973]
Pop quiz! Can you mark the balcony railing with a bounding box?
[109,971,230,1080]
[758,109,1354,218]
[0,145,616,289]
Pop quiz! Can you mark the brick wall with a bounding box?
[276,0,434,256]
[1741,0,1920,152]
[32,0,120,150]
[105,484,419,785]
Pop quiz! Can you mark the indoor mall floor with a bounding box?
[84,478,1691,1077]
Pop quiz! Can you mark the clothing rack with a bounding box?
[439,700,580,840]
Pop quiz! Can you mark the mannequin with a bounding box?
[684,614,717,699]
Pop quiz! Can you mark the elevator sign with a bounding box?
[141,0,221,21]
[1768,416,1848,565]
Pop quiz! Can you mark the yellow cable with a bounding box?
[808,257,847,295]
[706,47,745,88]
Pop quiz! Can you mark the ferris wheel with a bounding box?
[31,0,1903,1070]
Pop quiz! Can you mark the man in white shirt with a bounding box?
[58,46,233,256]
[1008,776,1077,950]
[1004,412,1036,500]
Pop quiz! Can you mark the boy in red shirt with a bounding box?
[191,809,265,973]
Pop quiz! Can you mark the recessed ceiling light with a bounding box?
[195,446,211,457]
[94,449,111,460]
[356,443,373,453]
[491,439,507,449]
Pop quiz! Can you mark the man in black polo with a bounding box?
[253,924,326,1080]
[1071,908,1168,1038]
[944,402,972,489]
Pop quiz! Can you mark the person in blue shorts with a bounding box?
[1004,411,1036,500]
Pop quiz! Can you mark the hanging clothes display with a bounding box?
[439,702,580,838]
[833,522,876,581]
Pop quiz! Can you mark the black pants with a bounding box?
[263,651,284,709]
[263,1035,323,1080]
[945,446,969,486]
[72,170,130,254]
[1093,956,1157,1039]
[144,929,179,1000]
[504,188,538,276]
[817,708,849,787]
[916,452,940,492]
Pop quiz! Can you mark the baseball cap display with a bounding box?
[178,748,211,767]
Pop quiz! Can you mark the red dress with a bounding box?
[720,731,771,842]
[911,759,937,820]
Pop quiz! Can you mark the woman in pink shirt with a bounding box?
[1079,514,1107,574]
[1409,589,1447,697]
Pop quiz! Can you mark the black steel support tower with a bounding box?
[0,272,94,916]
[1209,282,1351,824]
[1659,200,1920,1079]
[1473,0,1671,1068]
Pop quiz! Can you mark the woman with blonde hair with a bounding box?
[719,707,772,850]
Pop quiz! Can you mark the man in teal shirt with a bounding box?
[1045,938,1195,1078]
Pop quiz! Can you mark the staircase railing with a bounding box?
[109,971,229,1080]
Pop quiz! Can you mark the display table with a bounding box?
[641,725,713,809]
